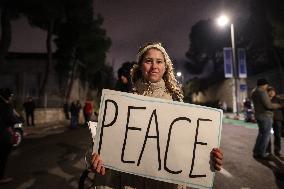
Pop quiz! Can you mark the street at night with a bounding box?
[1,0,284,188]
[0,120,283,189]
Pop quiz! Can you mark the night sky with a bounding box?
[10,0,249,73]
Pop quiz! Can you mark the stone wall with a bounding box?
[191,69,284,112]
[0,52,94,109]
[192,78,247,112]
[21,108,84,127]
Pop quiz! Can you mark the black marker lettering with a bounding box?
[189,118,211,178]
[164,117,191,174]
[121,106,146,163]
[98,99,118,154]
[137,109,161,170]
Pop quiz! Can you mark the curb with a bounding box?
[223,117,258,129]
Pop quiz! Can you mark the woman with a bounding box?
[266,86,283,157]
[91,42,223,188]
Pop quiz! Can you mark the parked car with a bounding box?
[11,110,25,147]
[13,122,24,147]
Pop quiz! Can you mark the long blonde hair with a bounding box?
[131,42,184,101]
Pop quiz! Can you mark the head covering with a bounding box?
[131,42,183,101]
[117,62,134,78]
[0,88,13,100]
[257,78,269,86]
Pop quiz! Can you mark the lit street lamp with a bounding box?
[176,71,184,86]
[177,72,182,77]
[217,14,239,116]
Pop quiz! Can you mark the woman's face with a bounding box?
[268,90,276,98]
[141,48,166,83]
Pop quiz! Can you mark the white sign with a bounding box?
[93,89,223,189]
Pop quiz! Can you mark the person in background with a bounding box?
[266,86,283,157]
[63,102,70,120]
[243,98,255,122]
[90,42,223,189]
[69,100,81,128]
[23,96,36,126]
[83,101,93,126]
[243,98,252,110]
[0,88,18,184]
[251,78,284,160]
[114,61,134,92]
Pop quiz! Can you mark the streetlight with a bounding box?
[177,72,182,77]
[217,14,239,116]
[176,71,183,86]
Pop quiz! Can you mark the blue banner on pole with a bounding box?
[223,47,233,78]
[238,48,247,78]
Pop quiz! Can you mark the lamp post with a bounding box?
[176,71,184,87]
[217,15,239,116]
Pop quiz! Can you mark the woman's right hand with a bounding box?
[91,153,106,175]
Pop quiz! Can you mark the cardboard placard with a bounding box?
[92,89,222,189]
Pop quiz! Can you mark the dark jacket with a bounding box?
[70,102,81,116]
[251,87,282,119]
[271,96,283,121]
[23,100,36,113]
[0,97,18,143]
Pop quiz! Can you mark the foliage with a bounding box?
[53,0,112,100]
[1,0,112,102]
[90,63,115,91]
[0,0,21,64]
[184,0,284,94]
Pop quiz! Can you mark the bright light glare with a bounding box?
[177,72,182,77]
[217,15,229,27]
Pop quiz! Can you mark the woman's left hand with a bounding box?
[210,148,223,171]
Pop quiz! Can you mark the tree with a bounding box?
[21,0,65,105]
[53,0,111,102]
[184,19,232,90]
[185,0,284,91]
[0,0,20,66]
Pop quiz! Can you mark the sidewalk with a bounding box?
[23,120,70,137]
[22,113,257,137]
[223,112,258,129]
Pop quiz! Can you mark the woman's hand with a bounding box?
[91,153,106,175]
[211,148,223,171]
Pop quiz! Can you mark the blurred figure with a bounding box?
[218,101,227,112]
[243,98,255,122]
[222,101,227,112]
[251,78,284,160]
[243,98,252,110]
[63,102,70,120]
[0,88,18,184]
[69,100,81,128]
[115,61,134,92]
[83,101,93,126]
[23,96,36,126]
[266,86,283,157]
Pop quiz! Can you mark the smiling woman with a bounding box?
[141,49,166,83]
[87,42,223,189]
[131,42,183,102]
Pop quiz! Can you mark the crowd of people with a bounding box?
[63,100,96,128]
